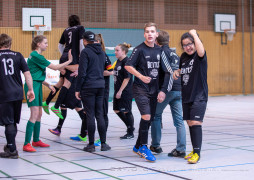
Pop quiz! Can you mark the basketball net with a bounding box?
[34,25,46,35]
[224,29,236,41]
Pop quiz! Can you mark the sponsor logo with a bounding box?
[195,116,200,118]
[145,56,150,58]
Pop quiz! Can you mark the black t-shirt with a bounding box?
[113,57,133,99]
[125,42,162,96]
[180,51,208,103]
[59,25,85,64]
[104,53,111,90]
[0,49,29,103]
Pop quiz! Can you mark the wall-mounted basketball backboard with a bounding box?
[214,14,236,33]
[22,8,52,31]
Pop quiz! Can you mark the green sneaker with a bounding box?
[70,135,87,142]
[42,101,50,115]
[50,106,63,119]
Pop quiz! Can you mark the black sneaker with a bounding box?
[149,145,163,153]
[101,143,111,151]
[83,144,95,152]
[120,134,134,139]
[168,148,186,158]
[0,146,19,159]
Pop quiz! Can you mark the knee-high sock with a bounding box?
[24,121,35,145]
[78,110,87,138]
[33,121,41,142]
[137,118,150,146]
[189,126,194,148]
[5,123,17,152]
[56,109,67,131]
[54,86,68,109]
[46,86,60,105]
[125,111,134,134]
[191,125,202,156]
[116,112,128,128]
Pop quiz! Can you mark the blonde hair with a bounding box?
[144,22,157,31]
[118,42,132,54]
[95,34,106,52]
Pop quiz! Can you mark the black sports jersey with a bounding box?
[104,54,112,90]
[59,25,85,64]
[125,42,171,96]
[180,51,208,103]
[113,57,133,99]
[0,49,29,103]
[161,45,181,91]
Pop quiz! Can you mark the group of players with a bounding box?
[0,15,208,164]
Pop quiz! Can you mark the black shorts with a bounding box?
[61,92,82,110]
[113,97,132,112]
[182,101,207,121]
[59,53,75,82]
[0,100,22,126]
[134,93,157,117]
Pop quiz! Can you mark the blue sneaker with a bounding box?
[94,139,101,146]
[138,145,156,162]
[133,146,141,157]
[70,135,87,142]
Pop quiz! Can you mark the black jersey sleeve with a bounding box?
[59,31,65,44]
[104,54,113,71]
[125,47,140,67]
[160,50,174,92]
[123,60,131,79]
[78,26,85,40]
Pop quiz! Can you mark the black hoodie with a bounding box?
[76,43,106,91]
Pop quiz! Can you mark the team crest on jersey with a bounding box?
[157,54,160,61]
[183,74,189,85]
[117,66,121,71]
[150,69,158,77]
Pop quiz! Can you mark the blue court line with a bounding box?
[205,130,254,139]
[79,162,254,180]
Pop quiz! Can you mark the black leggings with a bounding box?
[81,88,106,144]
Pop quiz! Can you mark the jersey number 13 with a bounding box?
[2,58,14,75]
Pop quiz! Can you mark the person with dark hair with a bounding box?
[42,15,85,119]
[0,34,34,158]
[76,31,111,152]
[150,30,186,157]
[125,22,173,162]
[23,35,72,152]
[113,43,135,139]
[173,29,208,164]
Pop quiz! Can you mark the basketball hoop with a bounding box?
[34,25,46,35]
[224,29,236,41]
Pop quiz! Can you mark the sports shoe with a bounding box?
[48,128,61,136]
[83,144,95,152]
[188,153,200,164]
[184,151,194,160]
[50,106,63,119]
[101,143,111,151]
[42,101,50,115]
[138,145,156,162]
[23,143,36,152]
[94,139,101,146]
[120,134,134,139]
[150,145,163,153]
[32,140,50,147]
[70,135,87,142]
[0,146,19,159]
[168,148,186,158]
[133,146,141,156]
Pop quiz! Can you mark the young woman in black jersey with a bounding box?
[113,43,135,139]
[42,15,85,119]
[173,29,208,164]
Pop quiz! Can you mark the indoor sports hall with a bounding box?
[0,0,254,180]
